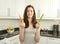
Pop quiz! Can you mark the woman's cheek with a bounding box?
[27,14,33,18]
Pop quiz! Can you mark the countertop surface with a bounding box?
[40,30,60,38]
[0,28,60,40]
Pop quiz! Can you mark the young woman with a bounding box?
[19,5,40,44]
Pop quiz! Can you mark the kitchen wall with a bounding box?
[40,20,60,30]
[0,19,19,30]
[0,19,60,31]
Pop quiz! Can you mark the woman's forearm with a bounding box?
[35,29,40,42]
[19,27,25,42]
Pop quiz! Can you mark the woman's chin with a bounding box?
[28,16,33,18]
[28,17,32,18]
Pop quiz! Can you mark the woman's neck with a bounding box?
[28,17,32,23]
[28,17,33,28]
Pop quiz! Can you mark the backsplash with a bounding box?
[0,19,60,31]
[0,19,19,30]
[40,20,60,31]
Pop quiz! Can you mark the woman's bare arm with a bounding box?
[35,23,40,43]
[19,17,25,42]
[19,27,25,42]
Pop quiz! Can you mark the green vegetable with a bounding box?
[7,26,14,31]
[39,13,44,22]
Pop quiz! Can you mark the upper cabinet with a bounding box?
[0,0,25,18]
[25,0,59,19]
[0,0,17,17]
[57,0,60,18]
[16,0,25,18]
[39,0,59,18]
[9,0,25,17]
[7,0,17,17]
[0,0,8,17]
[0,0,60,19]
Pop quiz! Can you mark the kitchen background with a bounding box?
[0,0,60,31]
[1,0,60,44]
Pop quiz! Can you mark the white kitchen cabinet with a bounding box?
[7,0,16,17]
[0,40,4,44]
[48,37,60,44]
[0,35,20,44]
[16,0,25,18]
[7,35,20,44]
[39,36,48,44]
[9,38,20,44]
[0,0,17,17]
[39,0,59,18]
[25,0,59,19]
[39,36,60,44]
[0,38,9,44]
[0,0,25,18]
[9,0,25,17]
[0,0,9,17]
[0,0,60,19]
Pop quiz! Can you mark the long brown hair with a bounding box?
[23,5,37,28]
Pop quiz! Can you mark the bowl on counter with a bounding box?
[7,26,14,34]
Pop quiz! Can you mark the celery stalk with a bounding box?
[39,13,44,22]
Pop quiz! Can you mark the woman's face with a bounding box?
[27,7,34,18]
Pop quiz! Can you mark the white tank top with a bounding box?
[20,27,38,44]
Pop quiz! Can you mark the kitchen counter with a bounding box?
[0,28,19,40]
[40,30,60,38]
[0,28,60,40]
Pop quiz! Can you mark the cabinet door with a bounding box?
[0,38,9,44]
[8,35,20,44]
[0,40,4,44]
[0,0,17,17]
[39,0,59,18]
[0,0,8,17]
[48,37,59,44]
[0,0,25,17]
[16,0,25,18]
[8,0,25,18]
[9,38,20,44]
[7,0,17,17]
[39,36,48,44]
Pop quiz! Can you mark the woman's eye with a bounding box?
[27,10,33,13]
[27,10,29,12]
[31,11,32,12]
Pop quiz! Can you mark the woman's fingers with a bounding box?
[19,15,25,27]
[35,23,40,29]
[20,16,23,23]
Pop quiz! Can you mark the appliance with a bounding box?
[53,24,59,37]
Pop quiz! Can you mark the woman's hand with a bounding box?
[20,17,25,28]
[35,22,40,30]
